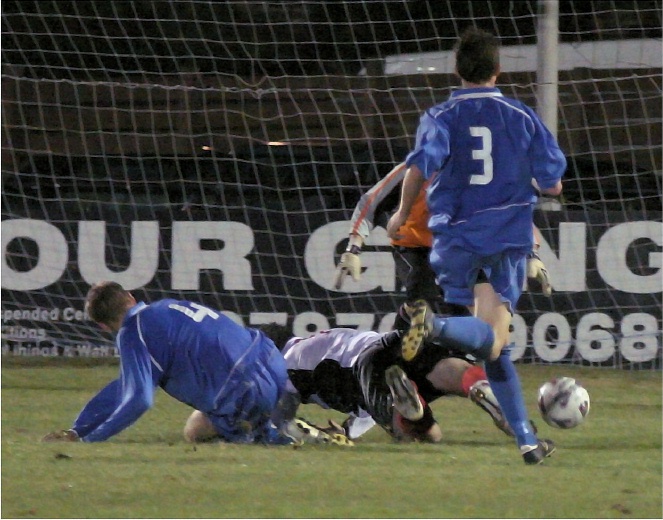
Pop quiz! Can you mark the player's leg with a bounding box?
[425,358,515,435]
[401,244,495,361]
[354,341,440,442]
[387,365,442,443]
[392,246,441,330]
[385,365,424,421]
[392,246,468,331]
[474,256,554,464]
[401,299,495,361]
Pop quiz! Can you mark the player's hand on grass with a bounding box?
[527,251,552,296]
[42,429,79,442]
[334,235,363,289]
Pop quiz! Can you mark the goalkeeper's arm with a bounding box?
[334,163,406,290]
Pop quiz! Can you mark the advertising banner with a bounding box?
[2,206,661,368]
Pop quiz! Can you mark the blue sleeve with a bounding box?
[71,379,122,438]
[79,328,156,442]
[405,110,450,178]
[527,107,567,189]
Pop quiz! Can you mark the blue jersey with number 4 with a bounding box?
[72,299,289,443]
[405,87,566,255]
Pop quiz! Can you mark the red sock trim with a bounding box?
[461,365,487,396]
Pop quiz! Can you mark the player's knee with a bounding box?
[183,410,217,443]
[485,317,511,361]
[488,337,512,360]
[424,422,443,443]
[183,411,201,442]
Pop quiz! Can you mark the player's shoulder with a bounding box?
[144,298,179,313]
[494,95,537,117]
[426,98,455,119]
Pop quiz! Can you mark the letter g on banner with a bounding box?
[597,221,662,293]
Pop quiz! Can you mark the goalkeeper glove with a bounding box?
[527,250,552,297]
[283,418,354,447]
[42,429,80,442]
[333,235,363,290]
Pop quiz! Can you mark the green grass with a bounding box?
[2,360,661,519]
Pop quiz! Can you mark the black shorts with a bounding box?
[353,330,476,431]
[392,246,440,305]
[393,246,469,317]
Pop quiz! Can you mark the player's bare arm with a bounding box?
[386,165,425,241]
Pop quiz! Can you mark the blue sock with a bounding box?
[431,316,494,360]
[484,346,538,448]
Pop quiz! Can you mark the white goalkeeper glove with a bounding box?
[527,250,552,297]
[334,235,363,290]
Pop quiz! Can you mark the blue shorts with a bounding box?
[429,239,527,313]
[207,337,291,444]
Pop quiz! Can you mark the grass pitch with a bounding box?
[2,359,661,519]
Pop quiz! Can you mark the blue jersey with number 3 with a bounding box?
[405,87,566,255]
[72,300,288,443]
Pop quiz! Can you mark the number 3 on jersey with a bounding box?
[469,126,493,185]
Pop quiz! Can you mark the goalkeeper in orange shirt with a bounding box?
[334,162,552,329]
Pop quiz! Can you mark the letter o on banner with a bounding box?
[1,219,68,290]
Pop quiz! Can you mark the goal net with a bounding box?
[2,1,661,368]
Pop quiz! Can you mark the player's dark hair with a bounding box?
[259,323,294,351]
[455,27,500,84]
[86,281,132,326]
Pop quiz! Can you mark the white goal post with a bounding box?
[1,1,661,368]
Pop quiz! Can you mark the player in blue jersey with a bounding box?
[386,28,565,465]
[41,281,350,446]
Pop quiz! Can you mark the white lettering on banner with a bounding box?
[1,219,68,290]
[171,221,254,290]
[2,326,47,340]
[2,308,60,323]
[79,221,159,289]
[1,307,87,323]
[62,307,89,321]
[245,312,396,334]
[293,312,330,338]
[539,222,587,292]
[531,312,573,362]
[305,221,395,292]
[1,219,255,291]
[249,312,288,326]
[1,310,659,362]
[1,339,119,358]
[620,313,659,362]
[2,218,662,295]
[597,221,663,293]
[575,312,616,363]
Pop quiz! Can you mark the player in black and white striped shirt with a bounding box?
[262,324,513,442]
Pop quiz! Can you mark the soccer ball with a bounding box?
[537,377,590,429]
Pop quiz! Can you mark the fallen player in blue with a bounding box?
[41,281,350,446]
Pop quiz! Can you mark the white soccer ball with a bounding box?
[537,377,590,429]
